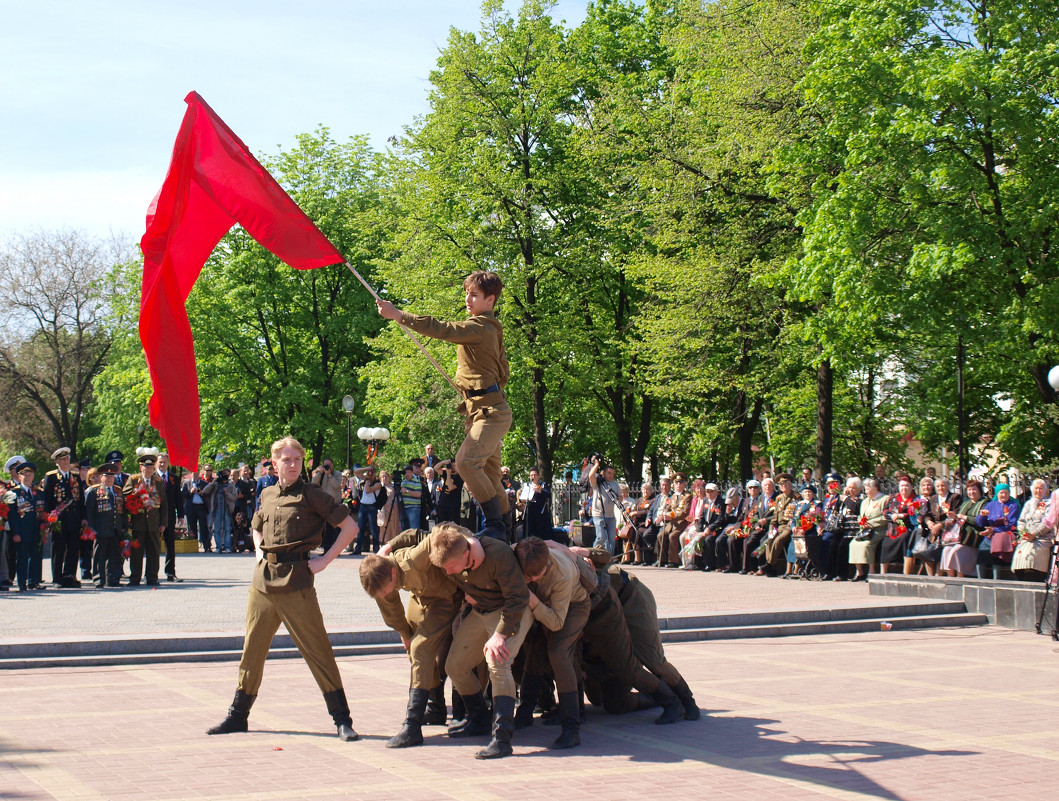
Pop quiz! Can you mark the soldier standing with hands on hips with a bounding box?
[206,436,361,742]
[376,271,512,540]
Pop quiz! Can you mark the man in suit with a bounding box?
[182,465,213,552]
[123,448,168,586]
[157,452,184,581]
[42,447,85,587]
[7,460,46,591]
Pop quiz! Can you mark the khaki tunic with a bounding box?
[398,309,509,400]
[763,492,796,568]
[662,491,693,564]
[251,479,349,594]
[376,529,462,689]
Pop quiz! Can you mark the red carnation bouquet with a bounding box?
[0,501,8,520]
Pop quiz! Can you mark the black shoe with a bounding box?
[207,690,255,734]
[323,689,359,741]
[422,685,447,725]
[166,575,183,582]
[672,678,700,721]
[127,580,141,586]
[475,696,516,759]
[387,688,428,748]
[548,692,581,750]
[652,684,685,725]
[449,691,491,738]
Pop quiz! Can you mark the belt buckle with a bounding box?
[265,552,278,564]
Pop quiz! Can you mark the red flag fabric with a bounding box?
[140,91,343,471]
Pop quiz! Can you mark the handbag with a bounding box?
[854,528,873,542]
[617,521,635,541]
[911,529,942,561]
[941,521,963,545]
[989,530,1016,556]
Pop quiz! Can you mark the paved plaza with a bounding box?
[2,552,1057,800]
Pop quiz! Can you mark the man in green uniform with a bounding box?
[122,448,168,586]
[512,537,591,750]
[207,436,361,741]
[429,522,531,759]
[376,271,512,539]
[759,473,797,576]
[359,530,462,748]
[660,473,692,568]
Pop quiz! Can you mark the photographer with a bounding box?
[350,464,383,554]
[311,458,345,552]
[433,460,463,524]
[205,468,238,553]
[588,456,622,554]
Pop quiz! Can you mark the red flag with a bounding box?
[140,92,343,471]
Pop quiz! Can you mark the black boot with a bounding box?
[422,684,447,725]
[387,687,428,748]
[206,690,255,734]
[670,677,700,721]
[514,674,546,730]
[477,496,507,541]
[448,690,491,738]
[548,691,581,750]
[652,682,685,725]
[451,686,466,723]
[475,695,516,759]
[323,689,359,741]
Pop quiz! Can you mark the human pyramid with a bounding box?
[204,271,699,757]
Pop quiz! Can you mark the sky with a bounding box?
[0,0,589,242]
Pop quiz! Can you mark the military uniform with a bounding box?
[6,468,46,591]
[398,309,512,530]
[42,458,85,586]
[762,492,796,571]
[661,488,693,567]
[232,478,351,695]
[123,472,168,585]
[85,478,125,587]
[378,529,462,691]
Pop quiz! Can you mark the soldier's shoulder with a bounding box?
[45,469,59,478]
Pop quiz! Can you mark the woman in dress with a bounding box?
[848,478,888,582]
[939,478,985,577]
[880,475,919,574]
[976,482,1021,579]
[918,477,961,576]
[1013,479,1053,580]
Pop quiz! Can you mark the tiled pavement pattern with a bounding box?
[2,626,1057,801]
[2,553,928,640]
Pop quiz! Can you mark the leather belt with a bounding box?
[464,383,500,398]
[265,551,311,564]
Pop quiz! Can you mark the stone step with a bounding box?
[0,600,986,669]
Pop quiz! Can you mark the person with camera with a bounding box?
[433,460,463,525]
[205,467,238,553]
[588,456,622,554]
[312,458,345,553]
[351,464,384,554]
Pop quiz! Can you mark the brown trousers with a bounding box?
[455,399,512,512]
[522,597,590,694]
[237,586,343,696]
[406,593,459,690]
[446,605,532,698]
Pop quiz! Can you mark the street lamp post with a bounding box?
[342,395,356,471]
[137,424,145,446]
[357,426,390,467]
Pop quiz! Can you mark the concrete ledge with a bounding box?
[868,574,1058,632]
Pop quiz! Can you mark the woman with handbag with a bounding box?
[976,482,1021,579]
[848,478,888,582]
[939,478,986,577]
[917,477,961,576]
[1013,480,1053,580]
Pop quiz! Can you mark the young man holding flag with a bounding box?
[376,271,512,540]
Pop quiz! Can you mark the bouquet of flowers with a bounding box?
[0,499,8,520]
[124,485,152,516]
[80,524,97,542]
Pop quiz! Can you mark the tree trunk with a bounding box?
[815,354,833,478]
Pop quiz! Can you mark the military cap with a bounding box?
[409,457,425,466]
[800,482,817,495]
[672,472,688,482]
[51,446,72,460]
[745,479,761,489]
[825,472,843,486]
[137,446,160,465]
[776,472,794,482]
[261,460,273,468]
[17,461,36,474]
[78,457,92,468]
[4,455,26,472]
[97,462,120,475]
[105,450,125,462]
